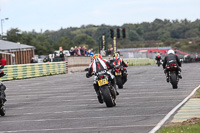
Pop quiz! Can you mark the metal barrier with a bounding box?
[0,62,66,81]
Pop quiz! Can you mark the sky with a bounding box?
[0,0,200,33]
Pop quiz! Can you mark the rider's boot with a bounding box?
[122,70,127,84]
[93,84,103,103]
[111,78,119,95]
[178,71,182,79]
[166,73,169,82]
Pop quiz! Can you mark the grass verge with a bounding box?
[156,121,200,133]
[196,87,200,96]
[193,87,200,98]
[157,87,200,133]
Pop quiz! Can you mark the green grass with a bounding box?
[156,122,200,133]
[196,88,200,96]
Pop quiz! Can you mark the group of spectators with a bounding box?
[69,46,115,57]
[69,46,94,56]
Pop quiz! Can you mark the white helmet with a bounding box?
[167,49,175,55]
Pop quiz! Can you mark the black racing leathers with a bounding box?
[163,54,181,69]
[162,54,182,80]
[0,84,6,103]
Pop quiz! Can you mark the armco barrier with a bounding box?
[123,58,156,66]
[0,62,66,81]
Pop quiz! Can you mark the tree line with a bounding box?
[5,18,200,55]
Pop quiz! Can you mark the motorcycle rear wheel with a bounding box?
[101,86,114,107]
[170,72,178,89]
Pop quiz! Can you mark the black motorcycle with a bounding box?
[0,65,6,116]
[112,65,125,89]
[166,64,179,89]
[86,68,117,107]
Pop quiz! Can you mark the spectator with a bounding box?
[85,49,89,56]
[77,46,81,56]
[100,49,106,57]
[81,46,86,56]
[31,57,37,63]
[43,57,47,63]
[74,46,78,56]
[47,56,51,62]
[59,50,64,58]
[88,49,94,56]
[0,57,7,66]
[107,48,111,56]
[59,50,65,61]
[70,47,75,56]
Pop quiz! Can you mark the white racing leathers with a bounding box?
[88,58,115,84]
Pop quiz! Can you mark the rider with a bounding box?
[86,54,118,103]
[162,49,182,82]
[155,53,162,64]
[0,67,6,104]
[112,52,128,84]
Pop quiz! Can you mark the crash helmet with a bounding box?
[167,49,175,55]
[92,54,101,60]
[113,53,120,59]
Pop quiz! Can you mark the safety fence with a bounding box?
[0,62,66,81]
[124,58,156,66]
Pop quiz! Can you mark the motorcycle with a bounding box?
[86,68,117,107]
[112,65,124,89]
[0,65,6,116]
[166,64,179,89]
[156,60,161,67]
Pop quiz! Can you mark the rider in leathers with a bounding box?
[112,53,128,84]
[86,54,118,103]
[163,49,182,82]
[155,53,162,65]
[0,67,6,104]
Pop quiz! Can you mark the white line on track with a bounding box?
[149,85,200,133]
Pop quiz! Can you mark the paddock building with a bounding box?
[0,40,35,65]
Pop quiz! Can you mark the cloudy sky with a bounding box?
[0,0,200,33]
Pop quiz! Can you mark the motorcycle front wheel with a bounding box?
[0,103,5,116]
[116,76,123,89]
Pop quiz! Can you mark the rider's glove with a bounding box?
[86,73,90,78]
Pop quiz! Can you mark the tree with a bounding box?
[7,28,21,42]
[54,36,73,50]
[73,34,96,48]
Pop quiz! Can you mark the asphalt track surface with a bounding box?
[0,63,199,133]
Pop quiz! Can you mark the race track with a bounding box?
[0,63,200,133]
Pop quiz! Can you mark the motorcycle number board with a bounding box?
[115,71,122,76]
[98,78,108,86]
